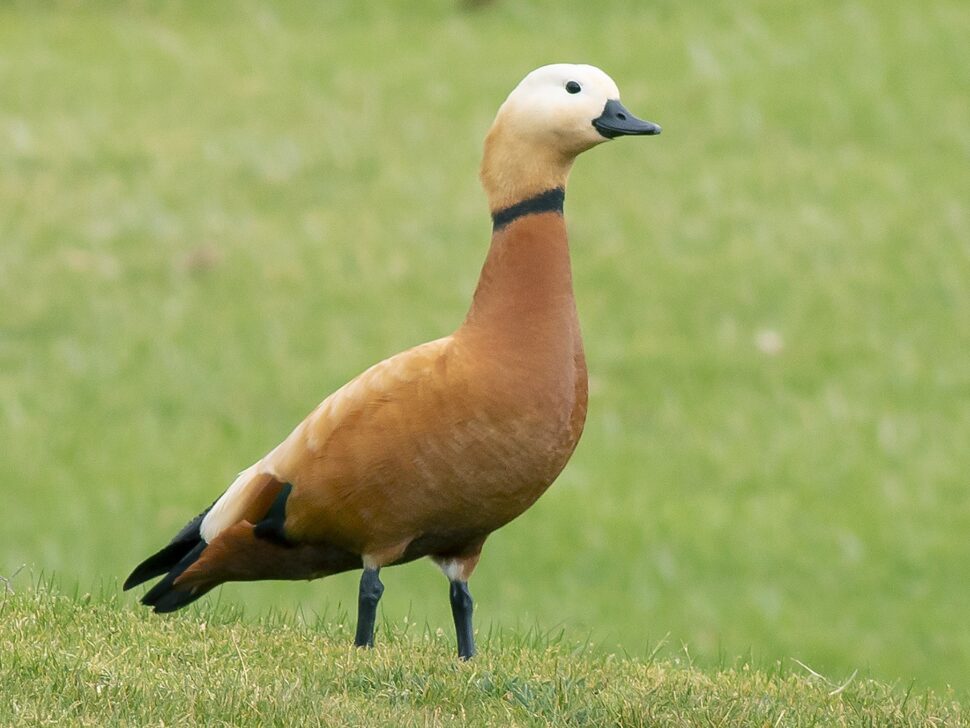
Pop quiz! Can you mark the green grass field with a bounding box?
[2,0,969,708]
[2,588,965,726]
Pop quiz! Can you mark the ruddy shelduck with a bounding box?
[125,63,661,659]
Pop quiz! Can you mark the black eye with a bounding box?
[565,81,581,94]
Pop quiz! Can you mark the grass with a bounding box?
[1,0,969,706]
[1,586,964,727]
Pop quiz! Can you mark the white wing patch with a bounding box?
[199,463,262,543]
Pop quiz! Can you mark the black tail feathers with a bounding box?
[123,539,201,591]
[125,484,292,613]
[124,500,217,612]
[140,541,210,613]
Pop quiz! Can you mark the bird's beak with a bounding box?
[592,99,662,139]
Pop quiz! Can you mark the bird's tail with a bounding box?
[124,501,213,591]
[124,480,294,613]
[137,541,215,613]
[123,500,218,612]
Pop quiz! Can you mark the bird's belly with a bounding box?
[289,397,580,552]
[390,410,575,534]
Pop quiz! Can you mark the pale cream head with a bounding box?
[497,64,623,156]
[481,64,660,211]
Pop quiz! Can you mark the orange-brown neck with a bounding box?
[461,211,577,352]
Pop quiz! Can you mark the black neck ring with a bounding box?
[491,188,565,230]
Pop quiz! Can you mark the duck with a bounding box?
[124,63,660,659]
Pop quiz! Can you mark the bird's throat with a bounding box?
[479,122,574,212]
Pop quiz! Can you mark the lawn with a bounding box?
[2,588,964,726]
[2,0,969,697]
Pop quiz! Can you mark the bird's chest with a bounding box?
[463,329,587,487]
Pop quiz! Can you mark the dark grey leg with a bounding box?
[354,568,384,648]
[449,580,475,660]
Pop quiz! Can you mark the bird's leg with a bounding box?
[449,579,475,660]
[354,567,384,648]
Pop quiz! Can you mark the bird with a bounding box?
[124,63,661,660]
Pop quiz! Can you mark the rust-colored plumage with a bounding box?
[126,63,660,658]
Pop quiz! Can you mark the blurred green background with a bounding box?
[2,0,968,692]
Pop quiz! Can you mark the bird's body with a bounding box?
[126,63,660,658]
[187,212,586,589]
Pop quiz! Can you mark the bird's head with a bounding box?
[494,63,660,156]
[482,64,660,209]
